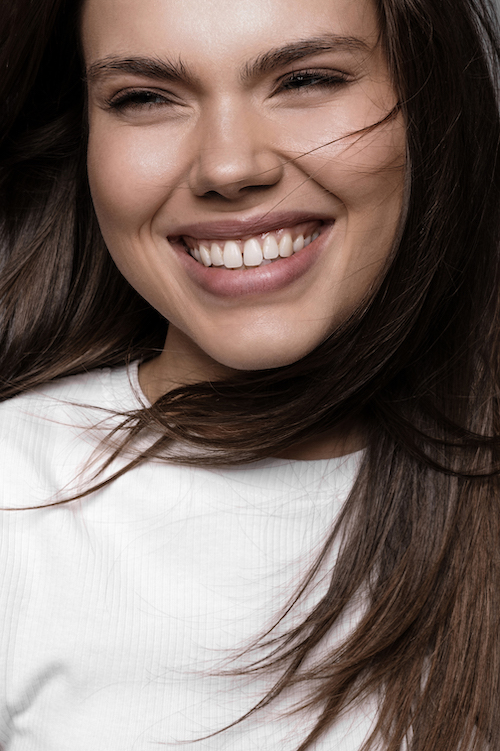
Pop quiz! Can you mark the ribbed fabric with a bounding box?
[0,364,374,750]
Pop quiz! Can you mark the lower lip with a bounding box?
[172,223,334,298]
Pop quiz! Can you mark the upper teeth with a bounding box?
[186,229,321,269]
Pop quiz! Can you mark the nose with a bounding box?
[188,101,284,201]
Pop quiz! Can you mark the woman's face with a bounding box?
[82,0,405,377]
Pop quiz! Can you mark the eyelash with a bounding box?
[106,69,349,111]
[277,69,349,92]
[107,90,174,110]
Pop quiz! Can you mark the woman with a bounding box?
[0,0,499,748]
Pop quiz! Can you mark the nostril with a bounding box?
[190,148,285,200]
[201,182,278,201]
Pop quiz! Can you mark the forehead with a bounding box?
[81,0,380,67]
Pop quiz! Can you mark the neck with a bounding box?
[138,329,366,461]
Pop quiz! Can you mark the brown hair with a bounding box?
[1,0,500,748]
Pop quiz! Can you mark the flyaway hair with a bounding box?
[1,0,500,748]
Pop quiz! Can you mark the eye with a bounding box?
[107,89,177,111]
[277,69,349,93]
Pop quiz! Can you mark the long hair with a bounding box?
[1,0,500,748]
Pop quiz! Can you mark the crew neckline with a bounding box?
[124,360,365,468]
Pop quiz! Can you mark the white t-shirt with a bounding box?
[0,363,374,750]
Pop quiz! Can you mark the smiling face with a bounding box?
[82,0,405,392]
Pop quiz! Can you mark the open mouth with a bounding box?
[173,221,323,270]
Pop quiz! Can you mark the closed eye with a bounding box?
[106,89,177,111]
[276,69,349,93]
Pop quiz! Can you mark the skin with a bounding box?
[82,0,406,458]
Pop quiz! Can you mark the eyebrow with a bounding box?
[241,35,371,81]
[86,56,194,86]
[86,34,371,87]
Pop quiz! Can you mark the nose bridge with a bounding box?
[189,95,283,199]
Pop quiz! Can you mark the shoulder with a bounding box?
[0,361,143,414]
[0,363,144,507]
[0,363,142,442]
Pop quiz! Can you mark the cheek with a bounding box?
[307,123,406,214]
[272,83,405,213]
[86,119,183,237]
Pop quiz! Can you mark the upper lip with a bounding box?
[168,211,333,242]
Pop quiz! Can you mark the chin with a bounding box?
[192,317,333,372]
[203,338,317,372]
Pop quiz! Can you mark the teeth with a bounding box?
[187,226,322,269]
[293,234,304,253]
[200,244,212,267]
[210,242,224,266]
[223,240,243,268]
[243,238,263,266]
[263,235,279,259]
[278,234,293,257]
